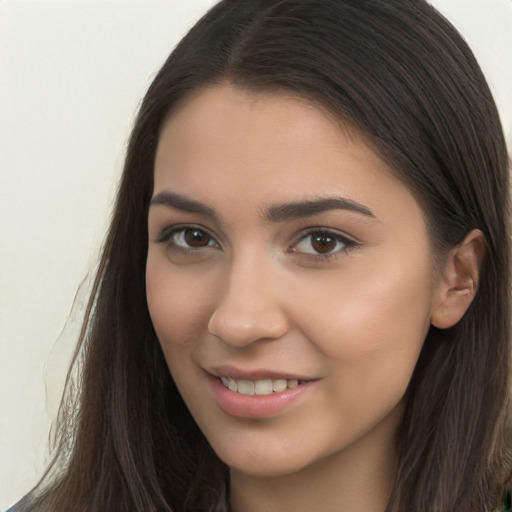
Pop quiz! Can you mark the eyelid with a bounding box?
[289,227,359,259]
[154,223,359,261]
[155,224,220,249]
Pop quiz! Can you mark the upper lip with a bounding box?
[207,365,315,381]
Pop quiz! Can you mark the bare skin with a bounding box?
[146,84,482,512]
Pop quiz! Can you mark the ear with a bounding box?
[430,229,486,329]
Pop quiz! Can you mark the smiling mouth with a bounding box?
[219,376,310,396]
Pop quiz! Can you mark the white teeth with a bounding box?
[237,379,255,395]
[273,379,287,392]
[228,378,238,392]
[219,376,306,395]
[255,379,273,395]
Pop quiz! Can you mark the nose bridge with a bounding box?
[207,248,289,347]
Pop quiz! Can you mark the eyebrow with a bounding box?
[150,191,218,220]
[264,197,375,222]
[149,191,375,222]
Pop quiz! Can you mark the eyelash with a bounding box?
[289,228,359,261]
[155,225,220,254]
[155,225,359,261]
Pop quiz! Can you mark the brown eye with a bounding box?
[310,233,337,253]
[168,228,218,249]
[293,230,355,257]
[184,229,212,247]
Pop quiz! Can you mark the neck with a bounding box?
[229,405,400,512]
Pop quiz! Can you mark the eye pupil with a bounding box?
[311,233,336,253]
[184,229,210,247]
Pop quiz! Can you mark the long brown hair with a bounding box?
[16,1,511,511]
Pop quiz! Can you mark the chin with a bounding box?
[209,436,332,479]
[224,455,314,478]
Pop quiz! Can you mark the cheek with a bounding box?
[291,251,434,397]
[306,246,432,340]
[145,257,215,354]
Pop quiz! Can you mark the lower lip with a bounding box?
[208,375,317,419]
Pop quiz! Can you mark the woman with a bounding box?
[12,0,511,510]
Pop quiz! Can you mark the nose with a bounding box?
[207,256,290,347]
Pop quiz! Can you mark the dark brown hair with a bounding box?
[16,0,511,511]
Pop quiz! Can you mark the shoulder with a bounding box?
[494,474,512,512]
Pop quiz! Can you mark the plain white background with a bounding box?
[0,1,511,508]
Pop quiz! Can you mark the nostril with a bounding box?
[207,303,289,347]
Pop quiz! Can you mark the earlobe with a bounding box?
[430,229,486,329]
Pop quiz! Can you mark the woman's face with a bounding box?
[146,85,442,477]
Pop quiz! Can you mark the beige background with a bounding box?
[1,0,511,508]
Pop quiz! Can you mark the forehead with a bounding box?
[153,84,423,227]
